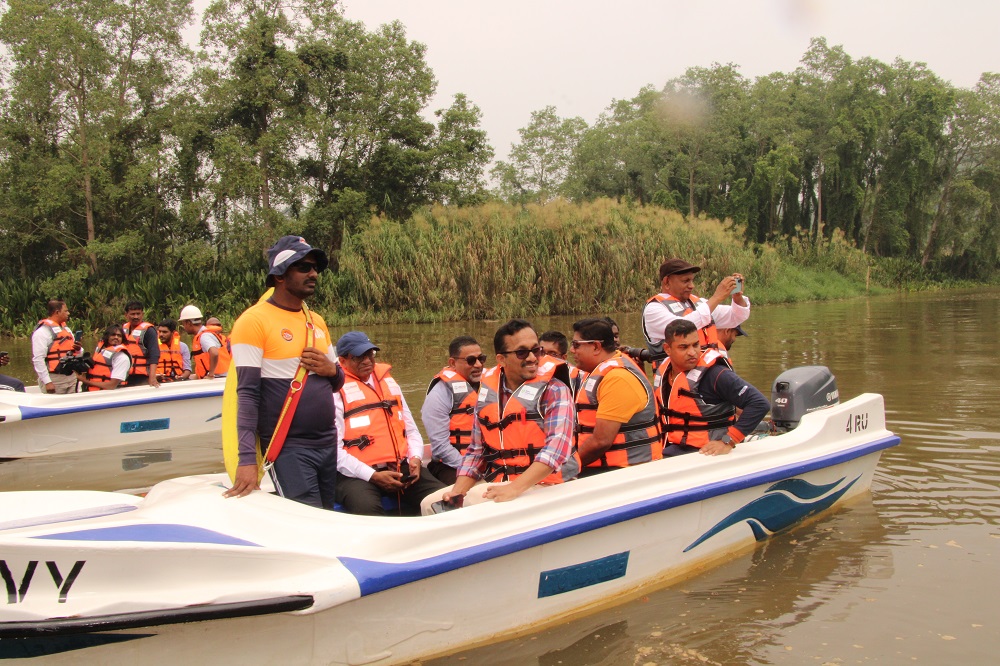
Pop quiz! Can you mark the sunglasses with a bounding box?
[570,339,599,349]
[454,354,487,365]
[500,346,542,360]
[290,262,320,274]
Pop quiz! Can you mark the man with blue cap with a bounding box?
[334,330,446,515]
[224,236,345,509]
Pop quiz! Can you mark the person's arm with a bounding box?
[143,328,160,387]
[397,393,424,485]
[712,299,752,329]
[179,343,192,380]
[421,382,466,469]
[31,328,53,389]
[224,316,264,498]
[699,366,769,455]
[641,300,675,345]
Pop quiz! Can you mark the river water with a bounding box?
[1,289,998,663]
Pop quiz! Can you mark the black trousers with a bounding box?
[336,469,446,516]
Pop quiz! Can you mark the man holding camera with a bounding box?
[641,258,750,370]
[31,299,82,394]
[334,331,445,515]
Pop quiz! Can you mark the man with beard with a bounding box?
[224,236,345,509]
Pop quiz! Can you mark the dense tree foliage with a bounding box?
[500,39,1000,278]
[0,0,493,281]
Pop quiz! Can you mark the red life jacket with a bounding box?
[36,318,76,372]
[426,367,478,457]
[576,353,661,469]
[663,349,736,448]
[122,321,154,377]
[476,359,579,484]
[85,343,131,392]
[192,326,231,378]
[157,332,184,381]
[339,363,408,468]
[643,293,720,370]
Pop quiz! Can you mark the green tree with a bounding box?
[492,106,587,203]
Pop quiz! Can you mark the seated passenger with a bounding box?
[179,305,230,379]
[716,324,748,358]
[656,320,768,457]
[421,335,485,486]
[571,318,661,475]
[0,351,25,392]
[335,331,445,515]
[156,319,192,382]
[77,325,132,391]
[424,319,579,513]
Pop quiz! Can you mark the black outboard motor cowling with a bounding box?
[771,366,839,432]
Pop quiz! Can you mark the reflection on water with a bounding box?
[2,289,999,662]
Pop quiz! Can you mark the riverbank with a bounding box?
[0,199,986,336]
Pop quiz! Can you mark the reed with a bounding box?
[0,199,958,336]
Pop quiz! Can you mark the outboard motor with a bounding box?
[771,366,839,432]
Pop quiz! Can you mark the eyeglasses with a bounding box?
[454,354,487,365]
[290,262,319,274]
[349,350,377,361]
[500,346,542,360]
[570,339,599,350]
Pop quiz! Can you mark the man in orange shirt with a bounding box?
[571,318,661,475]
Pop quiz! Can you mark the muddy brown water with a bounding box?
[2,289,998,663]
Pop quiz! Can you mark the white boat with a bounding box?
[0,380,224,459]
[0,392,898,665]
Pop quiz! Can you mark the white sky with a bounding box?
[192,0,1000,163]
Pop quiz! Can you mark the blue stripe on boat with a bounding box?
[31,524,261,547]
[16,389,224,421]
[120,418,170,433]
[538,551,629,598]
[338,434,899,597]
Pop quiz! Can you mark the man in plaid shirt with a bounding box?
[432,319,578,509]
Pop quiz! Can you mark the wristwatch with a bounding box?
[721,434,735,447]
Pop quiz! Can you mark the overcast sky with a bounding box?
[191,0,1000,163]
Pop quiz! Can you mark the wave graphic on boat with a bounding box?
[684,475,861,552]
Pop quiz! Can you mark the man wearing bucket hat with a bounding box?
[224,236,345,509]
[641,258,750,369]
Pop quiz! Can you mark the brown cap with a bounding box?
[659,258,701,280]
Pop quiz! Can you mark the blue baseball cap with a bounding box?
[265,236,329,286]
[734,324,749,337]
[336,331,380,358]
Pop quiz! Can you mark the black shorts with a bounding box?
[268,445,338,510]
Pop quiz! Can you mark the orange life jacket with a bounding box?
[576,353,661,469]
[192,326,231,378]
[476,359,578,484]
[122,321,154,377]
[643,293,720,370]
[663,349,736,448]
[85,343,131,392]
[426,367,478,457]
[36,318,76,372]
[339,363,408,468]
[157,332,184,381]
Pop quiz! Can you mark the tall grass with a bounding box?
[0,199,956,336]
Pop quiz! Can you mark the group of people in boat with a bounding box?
[28,300,232,393]
[221,236,770,517]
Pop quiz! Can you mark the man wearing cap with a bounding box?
[224,236,345,509]
[178,305,229,379]
[717,324,748,358]
[334,331,445,515]
[641,258,750,368]
[421,335,485,485]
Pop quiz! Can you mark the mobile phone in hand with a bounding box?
[398,458,413,484]
[732,277,743,294]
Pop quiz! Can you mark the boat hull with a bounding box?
[0,394,898,665]
[0,380,224,459]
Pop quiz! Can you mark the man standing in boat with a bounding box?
[657,319,768,456]
[335,331,445,515]
[31,299,82,394]
[421,335,485,485]
[433,319,579,510]
[122,300,160,388]
[225,236,344,509]
[642,258,750,369]
[570,318,661,475]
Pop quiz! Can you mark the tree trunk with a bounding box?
[814,159,823,245]
[921,178,953,268]
[688,168,696,218]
